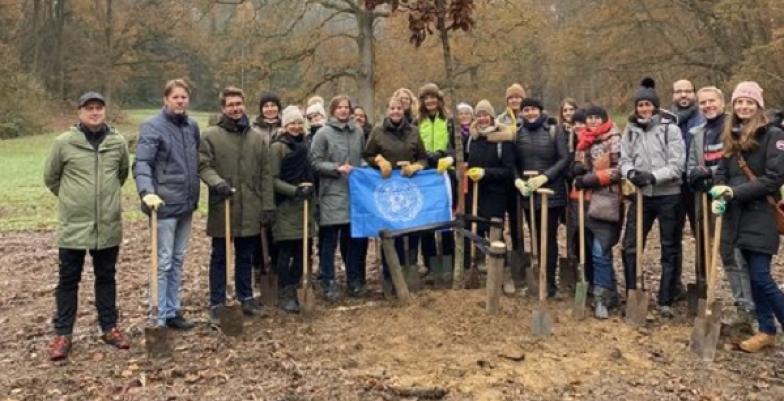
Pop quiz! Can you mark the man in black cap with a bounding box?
[44,91,131,361]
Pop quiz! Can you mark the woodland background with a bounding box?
[1,0,784,138]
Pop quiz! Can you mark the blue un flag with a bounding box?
[349,168,453,238]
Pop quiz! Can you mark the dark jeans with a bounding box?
[276,239,303,288]
[319,224,367,286]
[743,250,784,335]
[382,235,420,280]
[622,194,682,306]
[421,230,454,272]
[524,206,564,297]
[674,184,698,293]
[566,199,594,285]
[209,235,256,307]
[506,191,522,252]
[54,247,119,335]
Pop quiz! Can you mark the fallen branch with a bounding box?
[385,385,448,400]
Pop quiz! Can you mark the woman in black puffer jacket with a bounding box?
[711,81,784,353]
[514,98,569,297]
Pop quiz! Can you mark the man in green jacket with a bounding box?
[199,87,275,320]
[44,92,131,361]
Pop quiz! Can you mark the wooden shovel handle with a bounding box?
[150,212,158,309]
[701,193,711,274]
[635,187,643,289]
[303,197,309,288]
[225,198,233,299]
[471,181,479,263]
[706,215,723,312]
[578,190,585,268]
[539,191,549,302]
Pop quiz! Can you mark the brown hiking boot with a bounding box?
[101,327,130,350]
[49,335,72,361]
[739,332,776,353]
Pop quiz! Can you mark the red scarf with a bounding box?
[576,119,614,151]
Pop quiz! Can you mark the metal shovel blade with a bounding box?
[429,255,453,289]
[217,304,244,337]
[526,264,539,298]
[625,289,649,327]
[260,272,279,307]
[572,281,589,320]
[532,307,552,337]
[689,302,722,361]
[687,283,707,318]
[559,256,578,292]
[465,264,481,289]
[144,326,172,358]
[298,284,316,318]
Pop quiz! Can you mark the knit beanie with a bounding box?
[506,83,526,100]
[305,102,326,118]
[307,95,324,107]
[418,82,443,100]
[474,99,495,117]
[259,91,282,112]
[585,105,609,122]
[456,102,474,116]
[281,105,304,127]
[572,109,587,124]
[731,81,764,108]
[521,97,543,111]
[633,77,660,109]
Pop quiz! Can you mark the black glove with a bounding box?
[572,162,587,178]
[214,181,235,198]
[294,185,315,200]
[629,170,656,187]
[574,173,600,189]
[260,210,275,226]
[689,167,713,192]
[426,151,446,167]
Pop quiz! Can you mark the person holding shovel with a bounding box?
[311,95,368,300]
[619,78,685,318]
[571,106,623,318]
[710,81,784,353]
[133,79,200,330]
[269,106,317,313]
[687,86,755,322]
[44,91,131,361]
[465,100,518,266]
[514,97,570,298]
[364,96,429,287]
[199,86,275,322]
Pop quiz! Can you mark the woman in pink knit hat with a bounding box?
[710,80,784,353]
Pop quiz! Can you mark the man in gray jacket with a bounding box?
[620,78,686,317]
[310,94,368,300]
[133,79,200,330]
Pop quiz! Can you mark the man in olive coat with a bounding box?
[44,92,131,361]
[199,87,275,320]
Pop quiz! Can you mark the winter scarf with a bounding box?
[522,114,547,131]
[275,132,314,186]
[673,104,698,127]
[576,119,614,151]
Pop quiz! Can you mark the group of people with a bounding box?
[43,76,784,362]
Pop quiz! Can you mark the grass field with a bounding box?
[0,109,212,232]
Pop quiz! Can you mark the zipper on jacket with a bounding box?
[94,148,100,250]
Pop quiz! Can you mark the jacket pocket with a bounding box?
[157,173,187,204]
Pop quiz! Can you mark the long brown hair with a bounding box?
[559,97,578,125]
[722,107,769,156]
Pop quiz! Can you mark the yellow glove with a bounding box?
[526,174,548,192]
[711,199,727,215]
[514,178,530,197]
[437,156,454,173]
[142,193,164,210]
[401,162,424,177]
[467,167,485,182]
[374,154,392,179]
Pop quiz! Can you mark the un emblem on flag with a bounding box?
[373,179,424,222]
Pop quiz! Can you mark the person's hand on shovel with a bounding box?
[142,193,164,210]
[214,181,235,198]
[437,156,454,173]
[467,167,485,182]
[514,178,530,197]
[709,185,733,215]
[295,183,315,200]
[526,174,548,192]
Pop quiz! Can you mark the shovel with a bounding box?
[559,196,578,292]
[532,188,554,337]
[465,180,482,289]
[218,197,244,336]
[689,214,723,361]
[625,188,648,327]
[572,190,588,320]
[429,230,453,289]
[523,171,540,298]
[259,229,278,307]
[298,184,316,317]
[145,210,172,358]
[687,193,709,317]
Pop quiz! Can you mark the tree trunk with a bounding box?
[104,0,113,105]
[435,0,454,102]
[355,5,376,121]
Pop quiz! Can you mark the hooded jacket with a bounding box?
[515,115,569,208]
[619,112,685,197]
[363,117,428,168]
[466,123,517,218]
